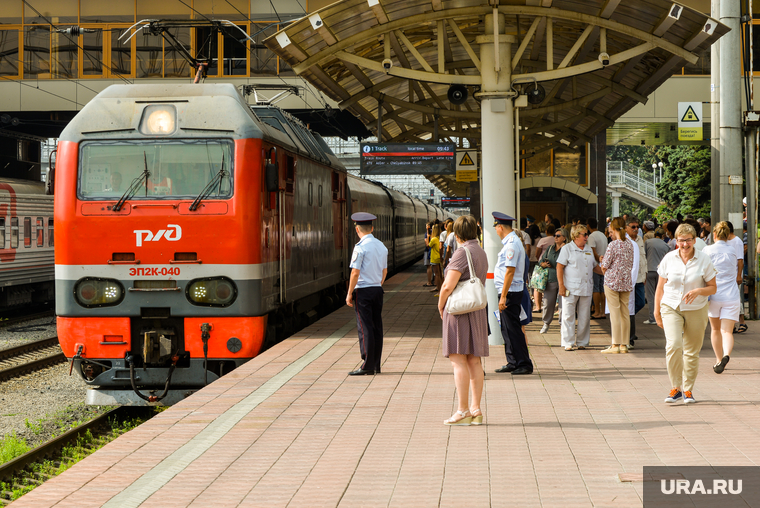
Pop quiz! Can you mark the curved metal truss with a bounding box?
[265,0,726,194]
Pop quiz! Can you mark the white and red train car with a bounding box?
[54,83,451,405]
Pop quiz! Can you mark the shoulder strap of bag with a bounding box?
[462,246,476,278]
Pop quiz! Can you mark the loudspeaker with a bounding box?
[447,85,468,105]
[524,83,545,105]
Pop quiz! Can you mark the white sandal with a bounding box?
[470,408,483,425]
[443,410,472,426]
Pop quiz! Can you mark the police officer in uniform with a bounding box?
[346,212,389,375]
[493,212,534,375]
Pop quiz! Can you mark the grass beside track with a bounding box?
[0,405,159,504]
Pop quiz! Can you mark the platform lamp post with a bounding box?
[652,161,663,186]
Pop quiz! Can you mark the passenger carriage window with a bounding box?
[23,218,31,248]
[0,218,4,248]
[48,218,54,247]
[36,217,44,247]
[10,218,17,249]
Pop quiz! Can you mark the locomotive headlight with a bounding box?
[186,277,237,307]
[74,278,124,307]
[140,105,176,135]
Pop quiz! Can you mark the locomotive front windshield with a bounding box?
[78,139,233,200]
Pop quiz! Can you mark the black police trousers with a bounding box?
[499,291,534,370]
[354,286,384,372]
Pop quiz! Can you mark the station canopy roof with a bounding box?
[265,0,727,195]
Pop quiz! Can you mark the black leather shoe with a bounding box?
[511,367,533,375]
[494,365,516,373]
[349,369,374,376]
[375,369,381,374]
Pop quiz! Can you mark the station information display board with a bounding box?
[360,143,456,175]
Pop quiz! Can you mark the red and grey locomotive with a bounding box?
[54,83,449,405]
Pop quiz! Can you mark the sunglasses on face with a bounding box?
[554,234,562,238]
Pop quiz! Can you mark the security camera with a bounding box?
[598,52,610,66]
[382,59,393,72]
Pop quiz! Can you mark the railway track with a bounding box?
[0,406,155,504]
[0,338,66,382]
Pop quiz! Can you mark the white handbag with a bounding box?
[445,246,488,315]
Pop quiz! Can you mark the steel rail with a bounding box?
[0,407,140,483]
[0,337,66,381]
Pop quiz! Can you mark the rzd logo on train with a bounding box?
[133,225,182,247]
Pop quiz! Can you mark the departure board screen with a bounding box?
[360,143,456,175]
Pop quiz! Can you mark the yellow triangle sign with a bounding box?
[681,105,700,122]
[459,152,474,166]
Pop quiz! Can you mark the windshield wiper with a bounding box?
[113,152,150,212]
[189,154,227,211]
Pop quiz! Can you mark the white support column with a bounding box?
[720,0,742,222]
[711,0,720,218]
[611,192,622,217]
[478,12,517,345]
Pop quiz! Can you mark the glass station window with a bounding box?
[111,28,132,77]
[82,30,105,76]
[78,139,234,200]
[0,30,20,77]
[10,218,18,249]
[250,22,278,75]
[36,217,43,247]
[523,150,551,178]
[164,28,190,78]
[23,217,31,248]
[137,31,163,78]
[137,0,190,20]
[554,147,587,185]
[222,24,247,76]
[51,31,77,78]
[24,26,50,78]
[194,27,218,76]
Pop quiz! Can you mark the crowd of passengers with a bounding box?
[424,212,749,425]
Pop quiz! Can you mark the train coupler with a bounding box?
[69,344,84,376]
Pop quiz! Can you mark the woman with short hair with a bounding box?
[438,215,489,425]
[599,217,634,354]
[703,221,738,374]
[655,223,717,404]
[538,227,566,333]
[557,225,599,350]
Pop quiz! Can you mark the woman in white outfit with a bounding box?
[557,225,600,351]
[703,221,739,373]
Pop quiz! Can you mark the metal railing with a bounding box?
[606,162,660,201]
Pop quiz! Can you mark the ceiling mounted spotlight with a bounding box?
[447,84,468,105]
[524,83,545,105]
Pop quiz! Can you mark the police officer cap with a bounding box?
[352,212,377,225]
[526,214,535,223]
[492,211,515,226]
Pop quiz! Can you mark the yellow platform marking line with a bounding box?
[102,273,419,507]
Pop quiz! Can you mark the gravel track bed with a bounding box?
[0,317,57,349]
[0,317,97,445]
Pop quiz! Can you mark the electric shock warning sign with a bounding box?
[678,102,703,141]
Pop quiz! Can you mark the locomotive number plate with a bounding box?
[129,267,181,276]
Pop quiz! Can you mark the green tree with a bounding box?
[653,145,711,221]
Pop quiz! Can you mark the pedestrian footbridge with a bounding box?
[606,162,664,210]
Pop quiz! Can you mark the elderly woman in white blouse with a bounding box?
[557,225,601,351]
[655,223,717,405]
